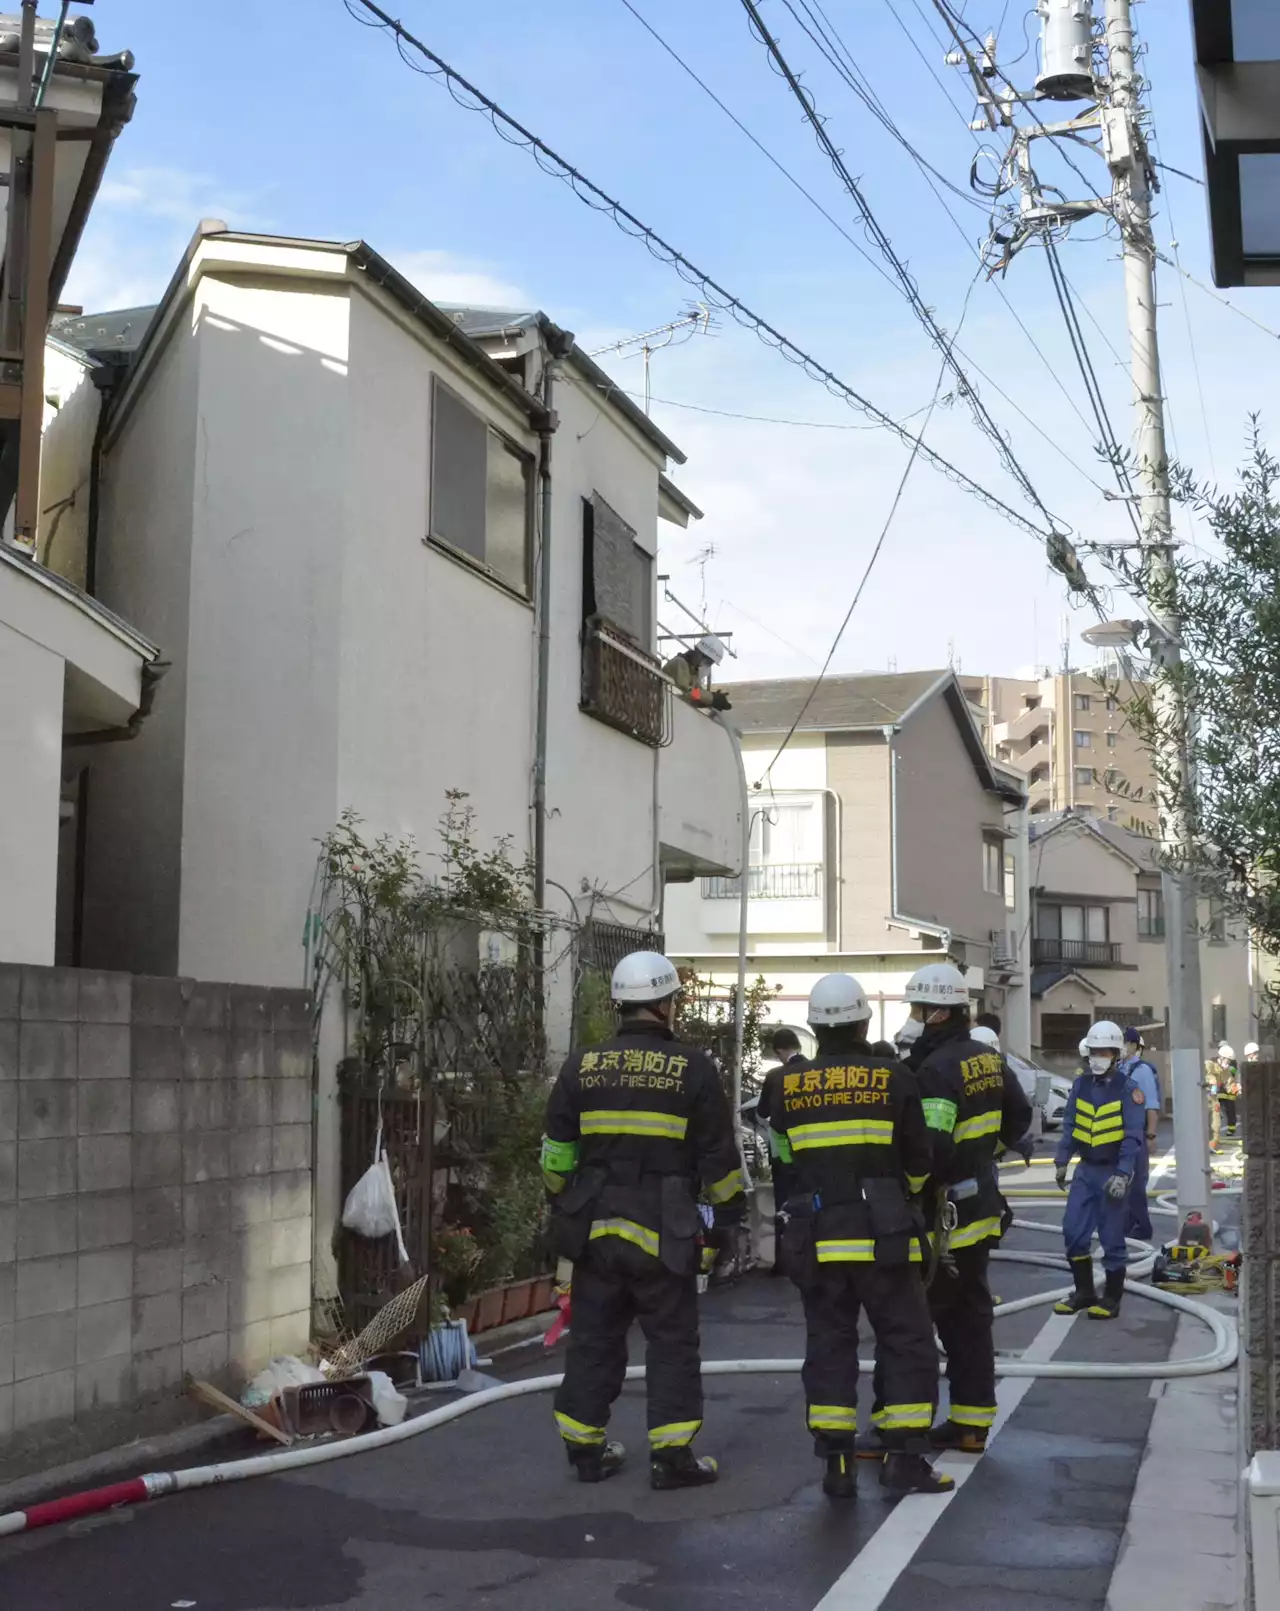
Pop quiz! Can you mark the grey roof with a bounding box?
[1029,808,1161,872]
[721,670,948,735]
[1031,965,1106,999]
[722,669,1023,804]
[438,304,687,466]
[53,305,157,359]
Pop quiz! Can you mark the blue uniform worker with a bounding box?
[1053,1020,1146,1320]
[1118,1028,1160,1242]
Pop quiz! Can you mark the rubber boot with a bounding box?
[929,1420,987,1455]
[1088,1266,1125,1320]
[880,1439,956,1497]
[822,1450,857,1499]
[1054,1255,1097,1315]
[650,1447,719,1490]
[569,1440,625,1483]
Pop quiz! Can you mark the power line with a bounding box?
[756,352,954,788]
[595,384,933,431]
[778,0,1111,477]
[343,0,1061,543]
[1156,249,1280,341]
[737,0,1067,535]
[612,0,902,294]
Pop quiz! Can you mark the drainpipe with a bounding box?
[712,708,750,1169]
[84,358,128,598]
[532,327,572,918]
[820,786,842,950]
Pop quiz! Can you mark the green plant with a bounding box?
[675,968,780,1106]
[574,966,616,1048]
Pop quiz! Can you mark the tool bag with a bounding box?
[862,1176,916,1268]
[658,1175,701,1276]
[546,1166,606,1261]
[777,1192,820,1287]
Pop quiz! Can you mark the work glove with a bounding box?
[1055,1166,1068,1192]
[699,1244,718,1275]
[1105,1173,1130,1202]
[1011,1134,1035,1167]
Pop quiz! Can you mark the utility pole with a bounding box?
[1100,0,1208,1221]
[945,0,1210,1218]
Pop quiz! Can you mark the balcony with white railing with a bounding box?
[702,861,824,901]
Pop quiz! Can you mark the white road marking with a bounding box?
[811,1309,1077,1611]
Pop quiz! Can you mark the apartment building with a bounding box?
[960,669,1158,829]
[1028,809,1252,1076]
[664,669,1033,1054]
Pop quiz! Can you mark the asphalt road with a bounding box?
[1,1210,1183,1611]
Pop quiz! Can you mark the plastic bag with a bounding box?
[366,1370,408,1426]
[342,1154,399,1240]
[241,1355,324,1409]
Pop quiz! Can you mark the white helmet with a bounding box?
[970,1025,1000,1052]
[807,973,872,1027]
[1245,1042,1260,1058]
[1218,1043,1235,1061]
[1084,1020,1125,1053]
[904,962,969,1008]
[611,950,681,1005]
[695,634,725,665]
[1078,1038,1090,1060]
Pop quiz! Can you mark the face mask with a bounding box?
[1088,1055,1113,1076]
[895,1018,923,1048]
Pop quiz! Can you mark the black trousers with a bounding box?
[800,1264,938,1452]
[1219,1096,1238,1133]
[554,1236,703,1453]
[929,1243,996,1431]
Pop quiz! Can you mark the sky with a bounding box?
[65,0,1280,682]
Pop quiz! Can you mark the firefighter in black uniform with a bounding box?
[902,962,1032,1454]
[770,972,953,1500]
[541,951,745,1489]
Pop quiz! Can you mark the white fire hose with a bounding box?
[0,1196,1236,1537]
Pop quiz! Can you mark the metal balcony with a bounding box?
[702,862,824,900]
[1032,938,1123,967]
[581,621,668,748]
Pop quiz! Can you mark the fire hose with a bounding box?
[0,1210,1236,1539]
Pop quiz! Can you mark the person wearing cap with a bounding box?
[1053,1020,1146,1319]
[1118,1028,1160,1240]
[1215,1044,1241,1137]
[770,973,952,1500]
[756,1027,806,1272]
[540,951,744,1490]
[898,964,1032,1456]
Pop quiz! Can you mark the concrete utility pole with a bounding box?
[958,0,1211,1218]
[1100,0,1209,1221]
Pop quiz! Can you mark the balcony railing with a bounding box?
[581,621,667,748]
[1032,938,1123,967]
[702,862,824,901]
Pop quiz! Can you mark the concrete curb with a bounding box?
[0,1413,250,1515]
[0,1312,559,1512]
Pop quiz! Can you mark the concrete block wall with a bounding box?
[1242,1062,1280,1456]
[0,964,313,1440]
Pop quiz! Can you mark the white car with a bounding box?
[1005,1051,1073,1130]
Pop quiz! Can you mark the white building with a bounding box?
[39,227,743,1289]
[665,670,1032,1054]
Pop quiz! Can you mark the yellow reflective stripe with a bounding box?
[580,1109,688,1139]
[949,1404,997,1428]
[706,1168,745,1204]
[808,1404,857,1431]
[1090,1126,1123,1144]
[1094,1101,1123,1117]
[953,1110,1001,1144]
[589,1217,660,1257]
[1071,1126,1093,1145]
[556,1412,606,1445]
[1075,1098,1096,1116]
[816,1238,924,1263]
[877,1403,934,1430]
[817,1238,875,1262]
[949,1215,1003,1249]
[791,1120,894,1148]
[649,1420,702,1448]
[906,1173,929,1196]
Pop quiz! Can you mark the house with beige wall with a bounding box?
[1028,810,1252,1079]
[36,226,744,1300]
[961,668,1158,830]
[664,669,1032,1053]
